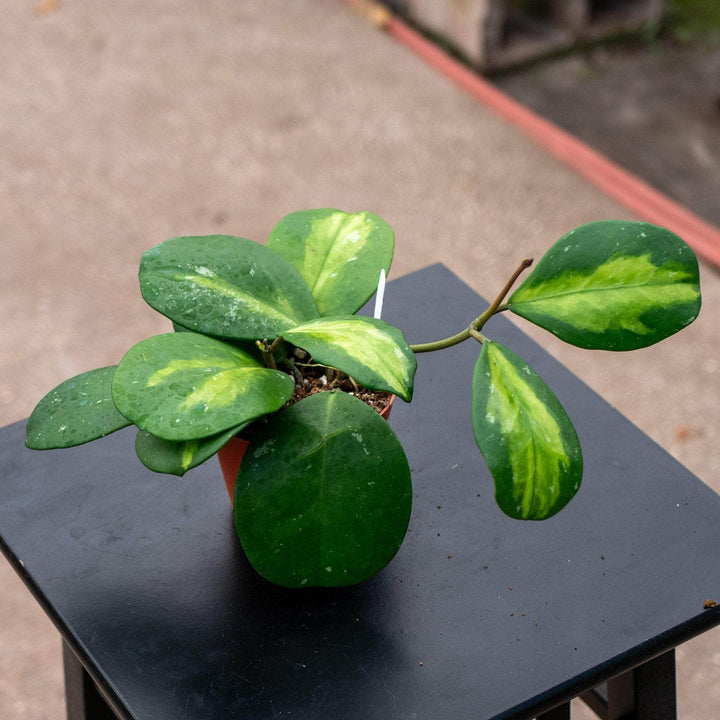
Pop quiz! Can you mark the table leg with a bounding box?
[579,649,676,720]
[633,649,676,720]
[537,702,570,719]
[63,640,119,720]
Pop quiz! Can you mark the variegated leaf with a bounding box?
[139,235,318,340]
[112,333,294,441]
[25,366,131,449]
[279,316,416,401]
[508,221,701,350]
[472,340,582,520]
[135,423,249,476]
[267,209,394,316]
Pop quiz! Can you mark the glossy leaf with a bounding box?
[508,221,701,350]
[112,333,294,441]
[25,366,131,450]
[234,391,412,588]
[472,340,582,520]
[139,235,319,340]
[172,320,266,361]
[135,423,249,476]
[279,316,416,401]
[267,209,394,316]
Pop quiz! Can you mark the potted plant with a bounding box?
[25,209,702,588]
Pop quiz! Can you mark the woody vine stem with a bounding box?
[409,258,533,354]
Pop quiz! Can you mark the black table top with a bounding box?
[2,264,720,720]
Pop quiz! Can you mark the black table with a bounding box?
[2,265,719,720]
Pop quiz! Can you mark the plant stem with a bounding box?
[409,258,532,354]
[468,326,484,344]
[472,257,533,327]
[409,327,472,353]
[256,337,283,369]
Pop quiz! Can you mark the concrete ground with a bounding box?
[1,1,718,717]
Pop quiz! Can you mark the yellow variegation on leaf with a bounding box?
[279,315,416,402]
[508,221,701,350]
[134,422,250,476]
[112,333,294,442]
[472,340,582,520]
[267,209,394,316]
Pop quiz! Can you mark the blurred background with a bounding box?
[1,0,719,717]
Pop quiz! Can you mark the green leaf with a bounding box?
[279,316,416,401]
[472,340,582,520]
[267,209,394,316]
[508,221,701,350]
[139,235,319,340]
[172,320,269,363]
[234,391,412,588]
[135,423,249,476]
[26,366,131,450]
[112,333,294,441]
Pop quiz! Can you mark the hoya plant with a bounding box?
[25,209,701,588]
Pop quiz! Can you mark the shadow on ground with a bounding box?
[493,38,720,231]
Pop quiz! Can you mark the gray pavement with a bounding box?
[1,1,718,717]
[494,39,720,231]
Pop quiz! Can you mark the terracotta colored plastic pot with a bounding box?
[217,394,395,503]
